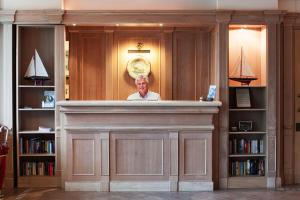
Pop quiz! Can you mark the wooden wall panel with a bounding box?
[110,132,170,181]
[67,27,212,101]
[66,133,101,181]
[173,29,211,100]
[72,139,95,175]
[68,30,106,100]
[113,30,164,100]
[179,131,212,181]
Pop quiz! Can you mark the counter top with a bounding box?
[57,100,222,107]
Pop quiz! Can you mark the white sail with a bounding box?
[229,47,256,78]
[34,50,48,78]
[24,56,35,78]
[24,49,49,79]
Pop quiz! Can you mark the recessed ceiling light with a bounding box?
[72,24,76,26]
[159,23,163,27]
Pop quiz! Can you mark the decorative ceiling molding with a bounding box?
[14,10,64,24]
[63,10,218,26]
[0,9,289,25]
[0,10,16,23]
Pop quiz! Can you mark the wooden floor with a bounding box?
[2,188,300,200]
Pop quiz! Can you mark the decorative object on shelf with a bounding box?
[236,88,251,107]
[65,41,70,100]
[207,85,216,100]
[24,49,49,85]
[229,47,257,86]
[127,55,151,79]
[231,126,238,132]
[200,85,217,101]
[38,126,54,132]
[239,121,253,132]
[42,90,55,108]
[128,42,150,54]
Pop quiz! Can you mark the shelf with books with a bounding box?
[227,24,267,187]
[16,25,58,187]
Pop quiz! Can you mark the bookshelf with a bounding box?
[227,25,267,188]
[16,25,59,187]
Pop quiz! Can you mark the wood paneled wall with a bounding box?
[68,27,106,100]
[173,28,211,100]
[67,27,213,100]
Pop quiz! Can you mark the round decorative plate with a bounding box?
[126,56,151,79]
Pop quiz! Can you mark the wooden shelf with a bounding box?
[19,130,55,134]
[18,176,60,188]
[229,108,266,111]
[19,85,55,88]
[229,154,266,157]
[19,153,55,157]
[18,108,55,111]
[229,131,267,135]
[229,86,266,88]
[228,176,267,188]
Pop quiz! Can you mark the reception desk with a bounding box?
[57,101,221,191]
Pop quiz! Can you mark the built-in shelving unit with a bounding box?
[16,25,59,187]
[227,25,267,188]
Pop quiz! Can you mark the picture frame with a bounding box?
[42,90,55,108]
[207,85,217,100]
[236,88,251,108]
[239,121,253,132]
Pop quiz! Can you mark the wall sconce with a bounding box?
[128,42,150,53]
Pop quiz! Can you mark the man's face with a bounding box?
[136,78,149,97]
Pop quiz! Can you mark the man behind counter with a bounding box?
[127,74,161,101]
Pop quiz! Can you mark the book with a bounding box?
[42,90,55,108]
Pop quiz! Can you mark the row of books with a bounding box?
[230,159,265,176]
[19,138,55,154]
[229,138,263,154]
[21,161,55,176]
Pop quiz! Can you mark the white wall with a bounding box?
[1,0,62,10]
[0,25,3,126]
[278,0,300,12]
[64,0,216,10]
[0,0,281,10]
[217,0,278,10]
[0,24,13,129]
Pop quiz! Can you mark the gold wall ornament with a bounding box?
[128,42,150,53]
[126,56,151,79]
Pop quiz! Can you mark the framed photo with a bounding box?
[236,88,251,107]
[42,90,55,108]
[207,85,216,100]
[239,121,253,132]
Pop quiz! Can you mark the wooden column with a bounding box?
[55,25,66,182]
[283,16,296,185]
[216,11,231,189]
[265,13,281,188]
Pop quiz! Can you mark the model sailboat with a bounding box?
[229,47,257,86]
[24,49,49,85]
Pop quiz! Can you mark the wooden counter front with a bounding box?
[57,100,221,191]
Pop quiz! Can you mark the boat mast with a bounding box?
[240,47,243,77]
